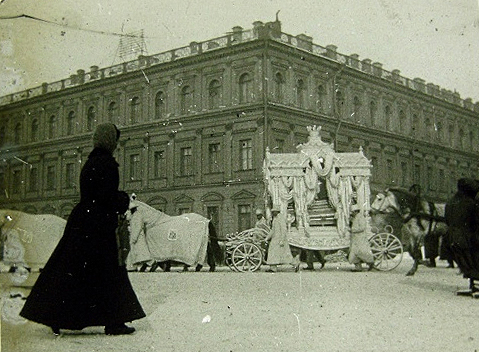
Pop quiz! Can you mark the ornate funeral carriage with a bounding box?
[260,125,403,271]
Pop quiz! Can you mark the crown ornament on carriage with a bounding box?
[301,125,332,151]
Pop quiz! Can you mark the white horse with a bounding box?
[127,199,219,271]
[371,188,447,276]
[0,209,66,272]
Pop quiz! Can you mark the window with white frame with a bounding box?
[180,147,193,176]
[65,163,75,189]
[240,139,253,170]
[130,96,140,124]
[238,204,252,232]
[87,106,96,132]
[67,110,75,136]
[155,91,166,119]
[208,80,221,109]
[208,143,221,173]
[239,73,253,103]
[129,154,141,180]
[29,167,38,192]
[153,150,166,178]
[46,165,56,190]
[48,115,56,139]
[31,119,39,142]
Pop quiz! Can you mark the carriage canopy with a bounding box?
[263,126,373,250]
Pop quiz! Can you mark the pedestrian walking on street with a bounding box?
[20,123,146,336]
[444,178,479,295]
[265,207,299,272]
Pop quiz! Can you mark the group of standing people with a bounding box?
[255,205,374,273]
[21,124,477,338]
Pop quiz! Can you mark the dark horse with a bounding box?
[127,199,223,272]
[371,187,447,276]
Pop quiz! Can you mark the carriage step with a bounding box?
[309,220,336,227]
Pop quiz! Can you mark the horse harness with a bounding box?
[404,200,445,237]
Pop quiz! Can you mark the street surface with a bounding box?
[1,257,479,352]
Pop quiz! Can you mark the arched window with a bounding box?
[459,128,465,149]
[274,72,284,102]
[87,106,95,132]
[67,110,75,136]
[181,86,193,114]
[155,91,166,119]
[48,115,56,139]
[412,113,419,137]
[239,73,253,103]
[369,101,377,126]
[31,119,39,142]
[296,79,305,108]
[14,123,22,144]
[0,126,5,147]
[434,120,443,140]
[424,118,432,139]
[353,96,361,122]
[399,110,406,133]
[130,96,140,124]
[316,84,326,112]
[448,124,455,147]
[107,101,118,123]
[208,79,221,109]
[385,105,392,131]
[335,90,344,118]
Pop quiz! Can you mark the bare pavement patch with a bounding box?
[2,257,479,352]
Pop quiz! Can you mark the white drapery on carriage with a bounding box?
[263,126,373,251]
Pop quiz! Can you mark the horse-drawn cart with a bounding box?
[223,227,269,272]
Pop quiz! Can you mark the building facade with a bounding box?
[1,20,478,236]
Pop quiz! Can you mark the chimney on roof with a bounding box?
[361,59,372,73]
[90,66,99,79]
[391,69,401,83]
[372,62,383,77]
[413,78,426,92]
[452,91,461,105]
[77,69,85,84]
[349,54,360,69]
[253,21,264,38]
[464,98,473,110]
[296,34,313,52]
[232,26,243,42]
[326,45,337,60]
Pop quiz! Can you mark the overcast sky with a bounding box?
[1,0,478,102]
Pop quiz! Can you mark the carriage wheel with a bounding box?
[368,232,404,271]
[225,248,238,272]
[231,242,263,272]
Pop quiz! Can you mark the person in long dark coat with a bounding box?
[444,178,479,294]
[20,123,146,335]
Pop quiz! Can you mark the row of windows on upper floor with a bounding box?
[0,71,474,150]
[2,133,470,201]
[0,138,255,196]
[335,92,477,151]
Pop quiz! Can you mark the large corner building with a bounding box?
[1,20,478,235]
